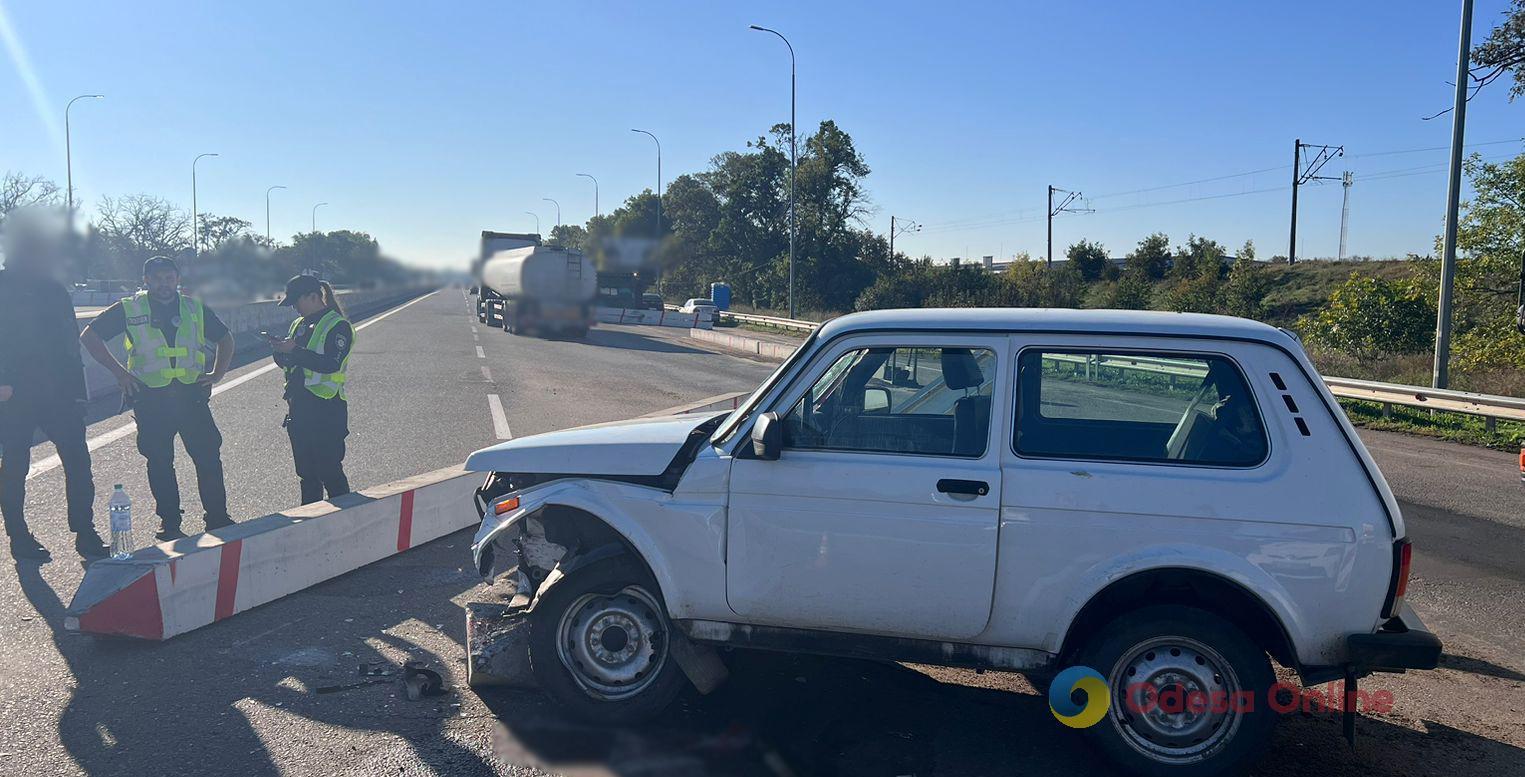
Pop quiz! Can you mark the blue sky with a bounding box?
[3,0,1522,269]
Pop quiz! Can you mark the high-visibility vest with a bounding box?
[122,292,208,388]
[285,309,351,400]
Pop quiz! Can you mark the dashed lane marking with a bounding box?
[26,290,442,481]
[487,394,512,440]
[481,366,493,383]
[475,345,486,359]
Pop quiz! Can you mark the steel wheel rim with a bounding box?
[555,585,668,701]
[1106,635,1243,764]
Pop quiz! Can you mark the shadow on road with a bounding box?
[482,650,1525,777]
[15,537,499,777]
[579,328,712,356]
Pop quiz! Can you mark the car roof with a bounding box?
[816,307,1298,348]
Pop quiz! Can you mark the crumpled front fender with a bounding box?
[470,479,628,580]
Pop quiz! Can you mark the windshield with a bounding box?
[712,326,820,446]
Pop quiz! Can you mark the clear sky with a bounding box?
[2,0,1521,269]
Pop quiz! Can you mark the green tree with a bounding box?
[1126,232,1172,279]
[1299,274,1435,357]
[1065,239,1109,281]
[547,224,588,251]
[1107,270,1156,310]
[1471,0,1525,101]
[1220,243,1269,320]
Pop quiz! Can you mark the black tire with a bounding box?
[527,557,686,724]
[1071,605,1277,777]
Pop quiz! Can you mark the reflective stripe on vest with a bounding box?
[285,309,351,400]
[122,292,208,388]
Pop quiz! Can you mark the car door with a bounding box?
[727,333,1007,641]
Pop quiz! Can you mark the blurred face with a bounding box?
[145,268,180,301]
[294,291,325,316]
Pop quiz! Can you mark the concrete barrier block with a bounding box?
[65,463,478,640]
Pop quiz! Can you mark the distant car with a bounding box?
[641,292,664,310]
[679,298,718,317]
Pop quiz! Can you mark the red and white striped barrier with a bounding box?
[594,306,714,330]
[65,464,478,640]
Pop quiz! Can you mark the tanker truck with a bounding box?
[476,243,597,338]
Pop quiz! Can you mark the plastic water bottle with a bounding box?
[108,485,133,560]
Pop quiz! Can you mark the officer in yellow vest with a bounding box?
[270,275,353,505]
[80,256,236,539]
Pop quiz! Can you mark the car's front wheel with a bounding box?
[527,557,686,723]
[1072,605,1278,777]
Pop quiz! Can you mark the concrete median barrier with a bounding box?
[64,463,478,640]
[595,306,714,330]
[688,327,801,360]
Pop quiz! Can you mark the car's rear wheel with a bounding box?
[527,557,686,723]
[1073,605,1277,777]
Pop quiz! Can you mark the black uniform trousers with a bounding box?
[0,397,94,537]
[132,385,230,530]
[286,391,349,505]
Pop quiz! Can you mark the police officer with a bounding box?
[0,209,108,560]
[271,275,353,505]
[80,257,236,540]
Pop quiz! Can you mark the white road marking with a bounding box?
[475,346,485,359]
[471,326,478,334]
[481,366,493,383]
[487,394,512,439]
[472,333,479,343]
[26,290,442,481]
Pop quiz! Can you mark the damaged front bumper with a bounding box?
[470,478,568,583]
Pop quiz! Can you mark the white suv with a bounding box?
[465,308,1440,776]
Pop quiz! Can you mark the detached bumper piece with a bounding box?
[1347,603,1443,673]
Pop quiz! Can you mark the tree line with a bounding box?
[0,171,417,298]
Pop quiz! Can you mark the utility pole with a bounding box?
[312,202,328,233]
[543,198,561,231]
[191,153,219,260]
[890,216,920,258]
[577,173,599,218]
[1434,0,1475,389]
[1288,139,1344,264]
[1046,185,1091,265]
[749,25,798,319]
[64,94,104,228]
[1338,172,1353,261]
[631,129,662,240]
[265,185,287,246]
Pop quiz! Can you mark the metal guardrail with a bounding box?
[690,306,1524,428]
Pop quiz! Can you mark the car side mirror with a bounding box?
[751,412,782,461]
[863,386,891,415]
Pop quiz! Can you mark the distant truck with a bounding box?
[475,237,597,338]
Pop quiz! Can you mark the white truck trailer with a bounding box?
[476,242,597,338]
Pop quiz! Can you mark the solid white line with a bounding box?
[475,346,485,359]
[487,394,512,439]
[25,289,441,481]
[481,366,493,383]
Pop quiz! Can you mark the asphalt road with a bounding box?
[0,289,1520,776]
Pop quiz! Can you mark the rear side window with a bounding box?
[1014,350,1268,467]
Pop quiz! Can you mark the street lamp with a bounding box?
[265,185,287,245]
[191,153,219,259]
[312,202,328,233]
[542,198,561,232]
[524,211,540,236]
[577,173,599,218]
[749,24,797,319]
[630,129,661,240]
[64,94,105,226]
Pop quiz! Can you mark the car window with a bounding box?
[1014,350,1268,467]
[782,346,996,457]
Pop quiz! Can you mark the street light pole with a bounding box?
[577,173,599,218]
[191,152,219,259]
[524,211,540,236]
[542,198,561,231]
[1433,0,1476,390]
[64,94,105,227]
[750,25,797,319]
[312,202,328,233]
[631,129,662,241]
[265,185,287,246]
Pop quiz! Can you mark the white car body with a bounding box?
[466,308,1435,685]
[679,298,718,316]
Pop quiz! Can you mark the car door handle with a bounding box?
[937,479,989,496]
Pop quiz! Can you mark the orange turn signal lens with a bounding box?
[493,496,520,515]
